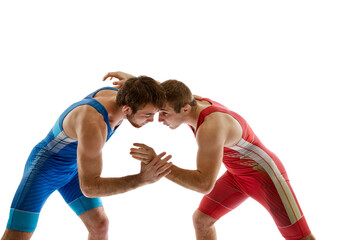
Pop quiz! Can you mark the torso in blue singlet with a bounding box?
[7,87,119,232]
[36,87,120,170]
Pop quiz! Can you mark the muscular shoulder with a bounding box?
[198,112,232,134]
[63,105,107,141]
[197,112,242,147]
[76,105,105,123]
[196,113,227,146]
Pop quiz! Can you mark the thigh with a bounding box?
[241,172,311,239]
[7,155,64,232]
[10,148,61,213]
[198,171,249,220]
[58,172,103,216]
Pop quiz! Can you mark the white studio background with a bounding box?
[0,1,359,239]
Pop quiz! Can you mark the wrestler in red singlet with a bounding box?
[195,98,311,240]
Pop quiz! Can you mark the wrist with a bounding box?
[117,71,135,80]
[136,173,149,186]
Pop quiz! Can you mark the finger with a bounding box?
[103,72,123,81]
[130,152,153,161]
[112,84,122,90]
[130,148,153,156]
[118,81,125,87]
[131,156,143,161]
[157,169,172,179]
[133,143,148,147]
[153,155,172,169]
[130,150,148,157]
[103,73,119,81]
[160,155,172,163]
[155,152,167,160]
[148,152,166,166]
[134,144,155,154]
[132,156,151,164]
[102,73,111,81]
[130,147,148,153]
[193,95,202,100]
[131,154,151,161]
[133,143,152,150]
[157,162,173,175]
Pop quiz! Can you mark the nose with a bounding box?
[148,115,154,122]
[158,115,164,122]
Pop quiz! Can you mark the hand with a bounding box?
[193,95,202,101]
[139,152,172,184]
[102,71,136,89]
[130,143,157,164]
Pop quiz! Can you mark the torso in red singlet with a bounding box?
[194,98,311,240]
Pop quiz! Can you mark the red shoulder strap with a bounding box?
[194,98,232,135]
[193,98,255,143]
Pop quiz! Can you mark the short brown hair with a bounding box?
[116,76,165,113]
[160,80,197,113]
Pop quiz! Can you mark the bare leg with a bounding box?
[301,233,316,240]
[1,229,33,240]
[192,209,218,240]
[79,206,109,240]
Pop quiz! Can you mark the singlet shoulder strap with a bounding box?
[194,97,253,142]
[53,87,118,141]
[194,98,232,135]
[85,87,119,99]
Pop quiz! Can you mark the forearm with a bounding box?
[81,174,146,198]
[166,165,214,194]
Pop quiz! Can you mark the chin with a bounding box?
[129,121,142,128]
[169,125,179,130]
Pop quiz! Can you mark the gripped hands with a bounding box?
[130,143,157,164]
[139,152,172,184]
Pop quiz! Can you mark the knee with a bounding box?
[192,210,216,231]
[301,233,316,240]
[1,229,33,240]
[91,215,109,238]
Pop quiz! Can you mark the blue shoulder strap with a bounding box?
[53,87,119,141]
[85,87,118,99]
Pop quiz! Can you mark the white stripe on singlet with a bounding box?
[228,139,302,224]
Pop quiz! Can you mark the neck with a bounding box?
[107,99,126,128]
[186,100,208,129]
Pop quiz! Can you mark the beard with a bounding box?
[127,113,142,128]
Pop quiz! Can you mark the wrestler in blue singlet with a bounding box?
[6,87,119,232]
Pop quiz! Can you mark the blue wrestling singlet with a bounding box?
[6,87,119,232]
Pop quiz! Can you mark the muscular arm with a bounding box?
[75,108,171,198]
[131,119,225,194]
[165,122,224,194]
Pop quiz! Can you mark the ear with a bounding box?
[122,105,132,115]
[182,104,191,113]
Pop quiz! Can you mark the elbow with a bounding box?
[80,181,99,198]
[80,185,97,198]
[194,172,216,194]
[198,181,215,195]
